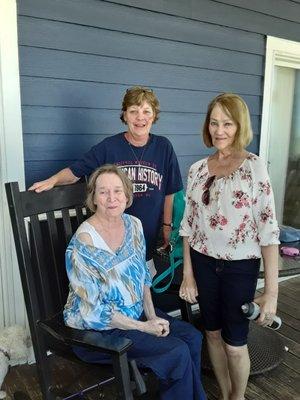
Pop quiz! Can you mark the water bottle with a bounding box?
[241,302,282,330]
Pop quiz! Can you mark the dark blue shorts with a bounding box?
[190,249,260,347]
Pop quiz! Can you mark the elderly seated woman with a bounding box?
[63,164,206,400]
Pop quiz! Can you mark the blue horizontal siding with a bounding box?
[18,0,265,54]
[102,0,300,41]
[18,17,263,76]
[17,0,300,186]
[216,0,300,24]
[19,47,262,95]
[21,107,260,137]
[20,78,262,114]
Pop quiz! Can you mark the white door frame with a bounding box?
[0,0,26,327]
[260,36,300,160]
[260,36,300,223]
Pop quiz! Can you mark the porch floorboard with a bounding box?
[3,276,300,400]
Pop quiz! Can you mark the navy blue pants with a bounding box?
[191,249,260,346]
[74,309,206,400]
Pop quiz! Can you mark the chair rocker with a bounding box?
[5,181,146,400]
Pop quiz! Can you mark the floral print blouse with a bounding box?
[180,153,280,260]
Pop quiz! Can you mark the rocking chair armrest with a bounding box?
[38,314,133,355]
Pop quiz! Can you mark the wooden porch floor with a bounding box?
[3,276,300,400]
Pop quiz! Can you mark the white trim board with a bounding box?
[260,36,300,162]
[0,0,26,328]
[260,36,300,224]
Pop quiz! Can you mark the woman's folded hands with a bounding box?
[142,317,170,337]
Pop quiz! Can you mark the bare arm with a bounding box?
[143,285,157,320]
[162,193,174,247]
[179,237,198,304]
[254,244,279,326]
[28,168,79,192]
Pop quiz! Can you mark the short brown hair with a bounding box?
[203,93,253,151]
[86,164,133,213]
[120,86,160,123]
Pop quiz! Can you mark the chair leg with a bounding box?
[129,360,147,395]
[33,333,55,400]
[180,298,194,323]
[112,353,134,400]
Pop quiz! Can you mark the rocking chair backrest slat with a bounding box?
[75,206,85,226]
[45,211,65,309]
[61,208,73,246]
[6,183,42,323]
[29,214,54,318]
[5,182,88,324]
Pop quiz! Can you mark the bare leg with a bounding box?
[206,330,231,400]
[225,343,249,400]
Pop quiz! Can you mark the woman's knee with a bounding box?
[171,340,193,366]
[173,340,191,359]
[206,329,222,344]
[170,319,203,347]
[224,343,248,359]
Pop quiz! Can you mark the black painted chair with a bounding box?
[5,181,146,400]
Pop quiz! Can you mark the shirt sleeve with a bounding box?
[252,158,280,246]
[179,165,194,237]
[69,141,107,178]
[65,244,113,330]
[164,139,183,195]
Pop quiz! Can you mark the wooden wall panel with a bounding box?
[16,0,300,187]
[215,0,300,23]
[19,47,262,95]
[18,1,265,54]
[102,0,300,41]
[20,78,261,114]
[21,107,260,136]
[18,17,263,76]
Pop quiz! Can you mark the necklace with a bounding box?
[128,141,148,166]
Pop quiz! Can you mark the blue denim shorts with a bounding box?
[190,248,260,347]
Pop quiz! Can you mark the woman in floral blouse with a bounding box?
[179,93,279,400]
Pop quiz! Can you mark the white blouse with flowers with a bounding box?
[180,153,280,260]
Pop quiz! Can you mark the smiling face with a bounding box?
[123,101,155,141]
[209,104,238,151]
[93,173,128,219]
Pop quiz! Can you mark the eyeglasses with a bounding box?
[202,175,216,206]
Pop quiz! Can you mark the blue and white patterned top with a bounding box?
[63,214,152,331]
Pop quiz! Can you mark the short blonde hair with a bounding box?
[86,164,133,213]
[120,86,160,123]
[203,93,253,151]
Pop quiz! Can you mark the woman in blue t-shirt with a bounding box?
[29,86,183,273]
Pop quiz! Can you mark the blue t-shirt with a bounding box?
[69,133,183,259]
